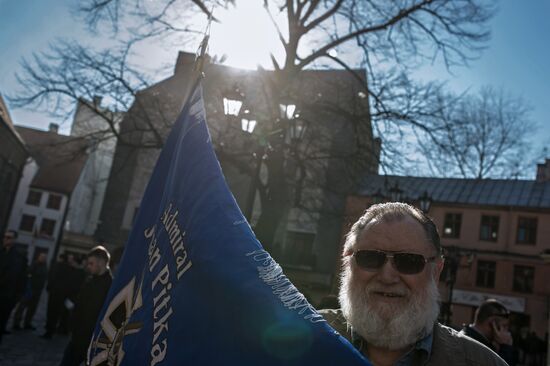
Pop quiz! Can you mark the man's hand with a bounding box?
[491,321,513,347]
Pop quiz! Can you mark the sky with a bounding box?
[0,0,548,164]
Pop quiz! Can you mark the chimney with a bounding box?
[174,51,199,76]
[49,123,59,134]
[536,159,550,182]
[93,95,102,107]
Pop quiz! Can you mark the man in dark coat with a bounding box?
[460,299,516,365]
[59,246,112,366]
[64,255,86,329]
[0,230,27,344]
[43,253,71,338]
[43,253,85,338]
[13,251,48,330]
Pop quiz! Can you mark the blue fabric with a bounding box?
[88,82,370,366]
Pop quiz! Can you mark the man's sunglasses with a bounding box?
[353,249,441,275]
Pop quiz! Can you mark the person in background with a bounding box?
[13,251,48,330]
[63,254,86,333]
[43,253,73,338]
[59,245,112,366]
[0,230,27,344]
[460,299,516,365]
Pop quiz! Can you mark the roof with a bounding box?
[358,175,550,210]
[15,126,89,195]
[0,94,27,151]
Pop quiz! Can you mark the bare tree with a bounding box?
[9,0,496,251]
[417,86,535,179]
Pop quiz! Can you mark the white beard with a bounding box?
[339,266,440,350]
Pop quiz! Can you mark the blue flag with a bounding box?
[88,80,371,366]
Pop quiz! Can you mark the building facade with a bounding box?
[0,94,28,237]
[345,167,550,338]
[61,97,121,255]
[97,51,379,302]
[6,125,88,263]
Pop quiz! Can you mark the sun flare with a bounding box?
[209,2,285,70]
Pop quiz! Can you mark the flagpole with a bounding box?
[178,13,212,112]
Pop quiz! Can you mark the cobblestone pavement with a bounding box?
[0,294,68,366]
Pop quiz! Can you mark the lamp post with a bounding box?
[442,247,460,326]
[288,117,307,145]
[223,86,260,220]
[372,189,385,204]
[279,102,297,120]
[540,250,550,366]
[223,86,244,117]
[418,190,432,213]
[240,98,307,223]
[241,110,257,134]
[287,117,308,205]
[389,182,403,202]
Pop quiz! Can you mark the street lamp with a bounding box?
[241,110,257,134]
[288,118,307,144]
[279,103,297,120]
[372,189,385,204]
[243,102,306,223]
[241,118,257,133]
[223,86,244,116]
[540,250,550,366]
[418,190,432,213]
[441,247,461,326]
[389,182,403,202]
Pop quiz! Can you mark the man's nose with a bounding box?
[376,259,401,283]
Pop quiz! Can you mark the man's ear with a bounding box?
[433,257,445,281]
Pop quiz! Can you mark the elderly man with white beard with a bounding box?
[320,202,508,366]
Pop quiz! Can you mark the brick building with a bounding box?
[97,51,379,302]
[345,165,550,337]
[61,97,121,256]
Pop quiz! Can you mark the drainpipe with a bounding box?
[1,157,26,236]
[51,192,71,267]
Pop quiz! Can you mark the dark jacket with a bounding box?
[320,308,508,366]
[47,261,73,295]
[0,247,27,300]
[28,261,48,292]
[460,325,515,366]
[71,270,112,352]
[66,266,86,302]
[47,261,85,299]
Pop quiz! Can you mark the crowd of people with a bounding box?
[0,231,113,366]
[1,202,549,365]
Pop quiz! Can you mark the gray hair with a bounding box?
[343,202,441,256]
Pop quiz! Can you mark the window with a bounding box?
[480,215,499,241]
[513,265,534,293]
[476,260,496,288]
[46,194,62,210]
[19,214,36,232]
[40,218,56,238]
[282,231,316,267]
[26,190,42,206]
[516,217,537,245]
[443,213,462,238]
